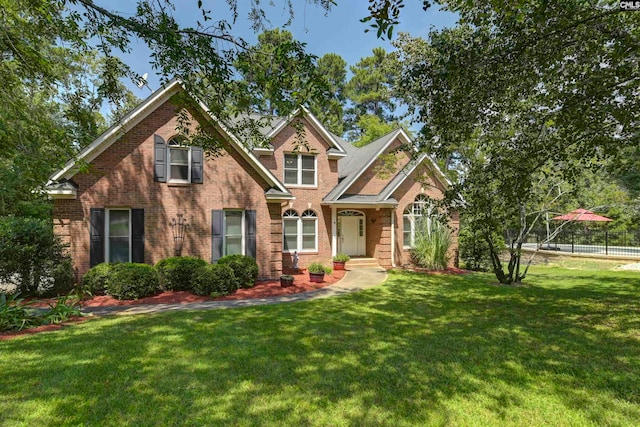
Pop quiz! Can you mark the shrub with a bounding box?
[458,226,504,271]
[0,216,75,296]
[308,262,332,274]
[105,263,160,300]
[217,254,258,289]
[192,264,236,296]
[43,257,76,297]
[156,256,207,291]
[411,218,452,270]
[81,263,113,296]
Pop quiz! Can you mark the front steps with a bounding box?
[346,257,382,269]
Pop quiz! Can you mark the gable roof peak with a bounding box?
[47,78,292,199]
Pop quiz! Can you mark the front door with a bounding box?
[339,212,366,256]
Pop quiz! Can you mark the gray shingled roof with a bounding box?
[330,194,399,205]
[329,132,355,155]
[324,129,403,202]
[378,153,428,201]
[227,113,286,148]
[226,111,431,206]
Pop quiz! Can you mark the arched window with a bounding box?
[283,209,318,252]
[403,195,435,248]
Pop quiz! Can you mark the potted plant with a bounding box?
[308,262,332,283]
[332,253,351,270]
[280,274,294,288]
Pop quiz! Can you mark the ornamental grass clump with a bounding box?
[411,218,452,270]
[307,262,332,275]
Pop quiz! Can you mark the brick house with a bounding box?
[47,80,458,280]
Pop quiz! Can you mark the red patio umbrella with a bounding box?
[551,208,613,222]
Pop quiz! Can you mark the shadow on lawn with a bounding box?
[1,269,640,425]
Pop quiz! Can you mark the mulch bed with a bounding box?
[27,269,346,308]
[2,270,346,340]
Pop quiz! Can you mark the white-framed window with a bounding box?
[403,195,434,248]
[282,209,318,252]
[106,209,131,262]
[168,138,191,183]
[284,153,316,186]
[224,210,244,256]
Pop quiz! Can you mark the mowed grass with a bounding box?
[1,260,639,426]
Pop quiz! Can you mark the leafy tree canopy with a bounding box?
[345,47,399,142]
[0,0,138,217]
[394,1,639,283]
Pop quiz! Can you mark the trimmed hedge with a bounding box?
[192,264,236,296]
[217,254,258,289]
[156,256,207,291]
[104,263,160,300]
[81,263,112,295]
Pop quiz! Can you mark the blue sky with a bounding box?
[104,1,457,97]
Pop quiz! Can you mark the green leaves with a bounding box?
[393,1,640,284]
[361,0,432,40]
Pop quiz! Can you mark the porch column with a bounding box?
[391,207,396,267]
[331,206,337,257]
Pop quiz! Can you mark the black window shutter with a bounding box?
[211,210,223,263]
[245,210,256,259]
[131,209,145,263]
[90,208,105,267]
[191,146,203,184]
[154,134,167,182]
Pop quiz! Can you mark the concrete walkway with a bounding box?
[81,267,388,317]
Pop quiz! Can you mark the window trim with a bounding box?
[301,210,319,252]
[168,138,192,183]
[223,210,245,256]
[105,208,131,262]
[403,195,434,249]
[283,153,317,187]
[282,209,318,253]
[283,209,299,252]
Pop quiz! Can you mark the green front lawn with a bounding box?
[1,261,639,426]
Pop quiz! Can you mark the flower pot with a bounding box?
[309,272,325,283]
[280,276,294,288]
[333,261,346,271]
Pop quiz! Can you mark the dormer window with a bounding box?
[284,153,316,187]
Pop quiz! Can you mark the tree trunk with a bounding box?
[486,234,510,284]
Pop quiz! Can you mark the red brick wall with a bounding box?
[266,118,339,269]
[53,100,459,280]
[346,138,410,195]
[53,98,283,280]
[391,164,459,268]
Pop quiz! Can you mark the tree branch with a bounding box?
[74,0,248,50]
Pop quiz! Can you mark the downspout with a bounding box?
[391,207,396,268]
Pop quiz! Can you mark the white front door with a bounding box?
[339,215,366,256]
